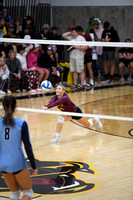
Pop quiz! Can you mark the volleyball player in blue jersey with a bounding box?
[0,95,37,200]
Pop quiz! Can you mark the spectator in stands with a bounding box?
[76,25,94,86]
[84,16,100,41]
[6,50,25,93]
[52,44,69,86]
[37,23,51,51]
[0,56,11,94]
[0,17,7,35]
[6,23,16,38]
[16,44,41,93]
[0,0,4,15]
[0,7,12,27]
[94,18,104,78]
[118,38,133,82]
[0,35,14,58]
[22,16,36,38]
[62,27,87,88]
[18,22,35,39]
[27,44,49,85]
[49,26,64,60]
[101,21,120,84]
[38,45,60,86]
[0,24,4,41]
[13,17,22,35]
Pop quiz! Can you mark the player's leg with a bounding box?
[2,172,20,200]
[86,61,94,86]
[118,62,125,81]
[50,115,72,143]
[77,117,103,130]
[15,168,33,200]
[128,62,133,81]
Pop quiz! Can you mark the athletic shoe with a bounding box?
[0,90,6,94]
[89,79,94,86]
[119,77,125,82]
[16,89,21,93]
[36,88,42,92]
[62,82,71,87]
[86,83,91,87]
[95,117,103,130]
[50,136,60,143]
[108,79,113,84]
[71,85,78,89]
[22,89,27,92]
[7,89,12,94]
[29,89,36,93]
[101,78,109,84]
[127,76,132,82]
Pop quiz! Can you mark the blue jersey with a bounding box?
[0,117,36,173]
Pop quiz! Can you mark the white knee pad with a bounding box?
[57,116,64,123]
[23,189,33,198]
[10,190,21,200]
[88,119,93,127]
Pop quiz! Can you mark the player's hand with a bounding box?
[42,106,48,110]
[32,169,38,176]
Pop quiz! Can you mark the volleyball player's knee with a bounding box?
[23,189,33,198]
[57,116,64,123]
[10,190,21,200]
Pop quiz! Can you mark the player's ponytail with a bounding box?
[2,95,16,126]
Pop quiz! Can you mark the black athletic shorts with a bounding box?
[72,107,82,120]
[1,170,22,174]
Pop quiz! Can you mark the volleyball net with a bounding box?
[0,37,133,126]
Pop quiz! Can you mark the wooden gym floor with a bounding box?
[0,81,133,200]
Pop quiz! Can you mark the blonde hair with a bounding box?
[0,57,5,61]
[56,84,66,92]
[8,50,16,56]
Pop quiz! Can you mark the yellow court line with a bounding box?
[34,150,133,167]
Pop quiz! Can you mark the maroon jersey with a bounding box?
[83,33,92,56]
[47,93,77,112]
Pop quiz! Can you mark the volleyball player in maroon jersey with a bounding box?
[43,85,103,143]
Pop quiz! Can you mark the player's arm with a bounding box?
[21,121,37,175]
[43,96,67,109]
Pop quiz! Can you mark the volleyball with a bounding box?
[41,80,52,92]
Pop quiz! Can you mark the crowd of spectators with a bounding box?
[0,7,133,94]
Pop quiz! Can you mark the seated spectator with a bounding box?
[0,24,4,41]
[49,26,64,60]
[6,50,25,93]
[38,45,60,86]
[22,16,36,38]
[52,45,69,86]
[16,44,41,93]
[6,23,16,38]
[27,44,49,84]
[37,23,51,51]
[118,38,133,82]
[0,7,12,28]
[0,56,11,94]
[0,17,7,35]
[0,35,14,58]
[18,24,34,39]
[22,34,34,50]
[0,0,4,15]
[13,17,22,35]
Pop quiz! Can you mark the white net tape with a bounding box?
[0,38,133,48]
[0,106,132,121]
